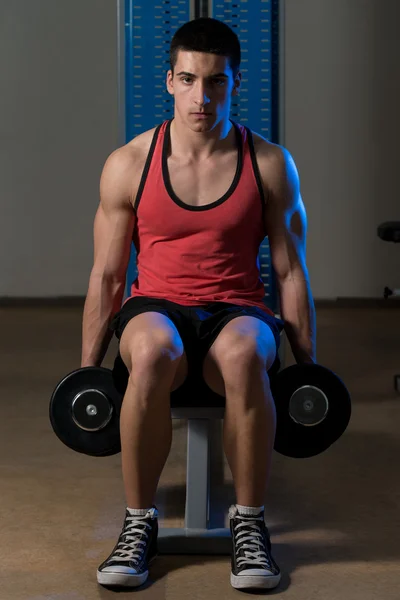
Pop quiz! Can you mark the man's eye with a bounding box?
[181,78,224,85]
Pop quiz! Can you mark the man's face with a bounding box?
[166,50,241,131]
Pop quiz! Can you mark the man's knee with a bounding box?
[118,312,187,388]
[226,342,275,376]
[214,329,277,378]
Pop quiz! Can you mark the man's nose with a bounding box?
[193,82,211,106]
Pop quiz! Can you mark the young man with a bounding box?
[81,17,316,592]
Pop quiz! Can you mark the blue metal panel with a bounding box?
[212,0,275,139]
[211,0,280,312]
[124,0,191,288]
[125,0,190,141]
[124,0,280,312]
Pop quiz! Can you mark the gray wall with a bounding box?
[284,0,399,298]
[0,0,398,299]
[0,0,119,298]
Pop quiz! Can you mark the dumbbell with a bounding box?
[49,367,123,457]
[270,363,352,458]
[50,363,351,460]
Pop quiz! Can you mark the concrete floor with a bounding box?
[0,305,399,599]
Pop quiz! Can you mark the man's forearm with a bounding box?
[81,273,126,368]
[277,273,317,364]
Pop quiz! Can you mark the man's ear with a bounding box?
[232,72,242,96]
[166,70,174,95]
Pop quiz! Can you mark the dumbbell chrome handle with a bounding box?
[289,385,329,426]
[71,389,113,432]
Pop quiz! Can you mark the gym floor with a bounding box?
[1,304,399,599]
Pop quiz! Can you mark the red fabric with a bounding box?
[125,119,273,317]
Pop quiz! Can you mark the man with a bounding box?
[81,17,316,592]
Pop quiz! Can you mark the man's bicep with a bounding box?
[290,194,307,257]
[92,149,136,280]
[264,147,308,280]
[266,207,307,282]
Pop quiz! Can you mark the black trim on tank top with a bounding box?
[133,122,163,212]
[162,118,244,212]
[245,125,266,219]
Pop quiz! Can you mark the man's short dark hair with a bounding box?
[170,17,241,78]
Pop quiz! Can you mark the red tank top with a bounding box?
[125,118,273,317]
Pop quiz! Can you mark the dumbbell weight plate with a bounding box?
[49,367,123,457]
[271,363,351,458]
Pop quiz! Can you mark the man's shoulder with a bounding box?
[104,125,163,206]
[246,130,298,206]
[125,124,162,155]
[249,129,285,161]
[249,130,288,183]
[107,125,160,173]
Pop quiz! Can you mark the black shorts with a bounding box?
[110,296,285,406]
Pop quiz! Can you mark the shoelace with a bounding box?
[232,514,272,570]
[108,514,152,564]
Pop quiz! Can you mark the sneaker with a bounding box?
[229,504,281,590]
[97,505,159,588]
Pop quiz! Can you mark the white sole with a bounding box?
[231,571,282,590]
[97,569,149,587]
[97,553,157,588]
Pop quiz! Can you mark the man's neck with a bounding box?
[169,117,235,162]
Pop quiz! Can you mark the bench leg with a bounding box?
[158,418,231,555]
